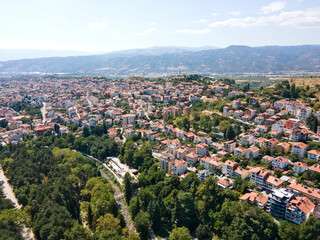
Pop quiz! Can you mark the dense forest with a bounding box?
[0,132,139,240]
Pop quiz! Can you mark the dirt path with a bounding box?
[0,166,35,240]
[99,169,136,234]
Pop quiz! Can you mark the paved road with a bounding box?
[99,169,137,234]
[0,166,35,240]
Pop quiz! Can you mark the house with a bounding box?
[276,142,291,154]
[269,130,280,138]
[240,192,268,209]
[286,197,315,225]
[254,137,267,148]
[176,147,189,160]
[233,167,250,180]
[255,116,265,124]
[257,125,268,133]
[288,181,320,203]
[34,125,52,136]
[292,142,308,158]
[217,179,233,189]
[310,134,320,142]
[290,128,308,141]
[241,135,255,145]
[249,167,271,189]
[265,176,284,192]
[309,164,320,174]
[272,156,290,169]
[246,146,260,159]
[234,147,247,158]
[197,170,214,181]
[223,140,236,153]
[186,152,198,165]
[200,157,222,171]
[196,143,208,157]
[172,160,187,175]
[210,142,223,151]
[286,119,300,129]
[262,155,274,163]
[265,138,279,150]
[307,150,320,161]
[293,162,307,173]
[222,160,239,176]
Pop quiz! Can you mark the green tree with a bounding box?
[134,211,150,240]
[83,127,91,137]
[54,124,60,134]
[169,227,192,240]
[124,172,132,204]
[225,126,236,140]
[95,213,122,234]
[196,224,211,240]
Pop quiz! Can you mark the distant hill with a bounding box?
[0,45,319,76]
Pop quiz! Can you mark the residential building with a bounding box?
[172,160,187,175]
[291,142,308,158]
[286,197,315,224]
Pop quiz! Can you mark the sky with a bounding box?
[0,0,320,53]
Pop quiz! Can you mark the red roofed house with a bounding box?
[222,160,239,176]
[172,160,187,175]
[240,192,268,209]
[217,179,233,189]
[186,152,198,165]
[35,125,52,136]
[246,146,260,159]
[286,197,315,224]
[288,181,320,203]
[309,164,320,174]
[292,142,308,158]
[293,162,307,173]
[234,147,247,158]
[196,142,208,157]
[307,150,320,162]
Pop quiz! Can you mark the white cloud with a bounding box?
[87,20,108,29]
[211,12,219,16]
[260,1,286,14]
[0,37,108,52]
[229,11,242,16]
[174,28,211,34]
[149,21,155,25]
[198,19,209,23]
[209,8,320,28]
[135,27,158,36]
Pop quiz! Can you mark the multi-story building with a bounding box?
[196,142,208,157]
[292,142,308,158]
[293,162,307,173]
[286,197,315,225]
[172,160,187,175]
[268,188,294,219]
[222,160,239,176]
[307,150,320,161]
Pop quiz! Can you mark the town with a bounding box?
[1,74,320,239]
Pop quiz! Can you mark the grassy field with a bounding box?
[289,77,320,87]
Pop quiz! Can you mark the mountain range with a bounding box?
[0,45,319,76]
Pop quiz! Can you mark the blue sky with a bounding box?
[0,0,319,52]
